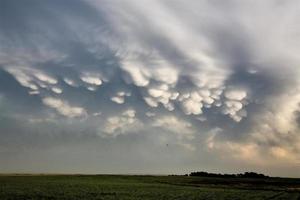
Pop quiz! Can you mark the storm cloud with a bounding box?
[0,0,300,177]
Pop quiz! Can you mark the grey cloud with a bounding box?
[0,0,300,177]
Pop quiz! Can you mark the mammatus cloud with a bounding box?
[0,0,300,176]
[222,88,248,122]
[42,97,87,118]
[110,91,131,104]
[102,109,142,137]
[80,75,102,86]
[51,87,63,94]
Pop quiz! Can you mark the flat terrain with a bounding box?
[0,175,299,200]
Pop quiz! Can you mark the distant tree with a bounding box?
[189,171,268,178]
[238,172,268,178]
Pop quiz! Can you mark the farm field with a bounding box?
[0,175,299,200]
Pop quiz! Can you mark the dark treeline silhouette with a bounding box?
[189,171,268,178]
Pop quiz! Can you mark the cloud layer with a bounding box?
[0,0,300,177]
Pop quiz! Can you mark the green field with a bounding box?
[0,175,299,200]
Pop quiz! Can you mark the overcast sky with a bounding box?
[0,0,300,177]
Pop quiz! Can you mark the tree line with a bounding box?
[188,171,268,178]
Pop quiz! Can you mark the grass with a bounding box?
[0,175,299,200]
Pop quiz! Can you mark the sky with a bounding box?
[0,0,300,177]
